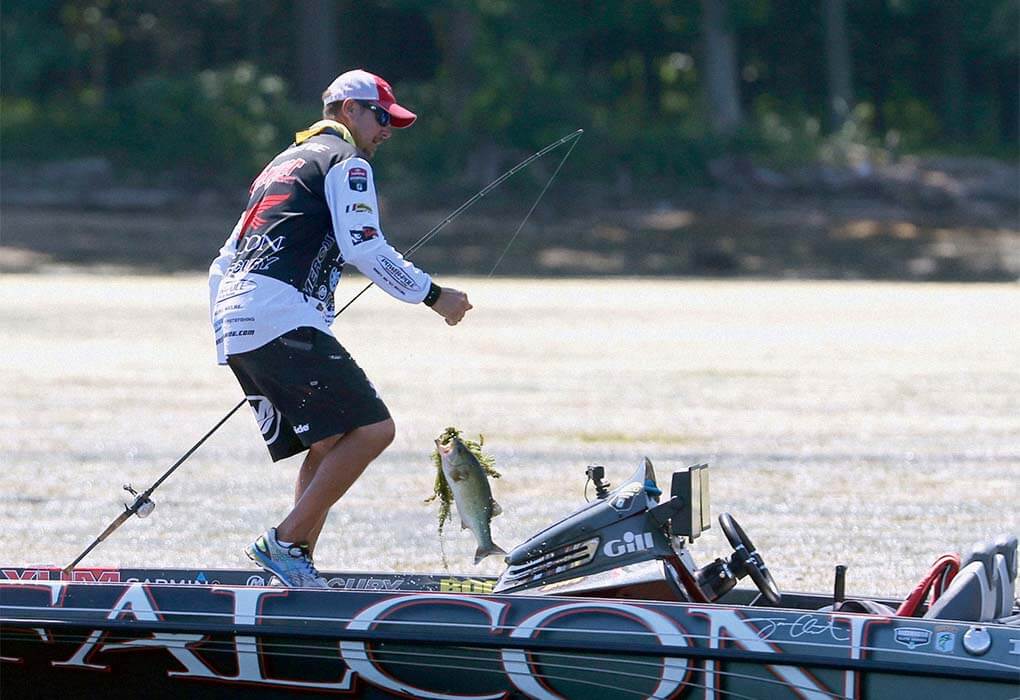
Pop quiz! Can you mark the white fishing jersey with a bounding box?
[208,122,431,364]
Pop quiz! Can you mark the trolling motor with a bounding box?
[495,460,782,605]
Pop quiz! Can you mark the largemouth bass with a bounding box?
[434,436,507,564]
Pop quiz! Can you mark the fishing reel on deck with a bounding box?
[495,459,780,605]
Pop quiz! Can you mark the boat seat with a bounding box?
[992,533,1017,619]
[831,599,896,616]
[999,613,1020,626]
[924,534,1018,622]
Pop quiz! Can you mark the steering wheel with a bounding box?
[719,513,782,605]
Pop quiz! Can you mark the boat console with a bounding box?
[495,459,781,605]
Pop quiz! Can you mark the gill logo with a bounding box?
[603,531,655,557]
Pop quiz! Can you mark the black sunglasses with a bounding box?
[356,100,391,127]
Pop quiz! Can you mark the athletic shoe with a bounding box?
[245,528,329,589]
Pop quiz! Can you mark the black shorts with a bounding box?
[227,327,391,462]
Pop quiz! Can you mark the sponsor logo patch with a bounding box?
[228,256,278,274]
[377,255,419,290]
[345,202,373,213]
[439,578,495,594]
[604,531,655,557]
[1,568,121,583]
[934,631,956,653]
[348,166,368,192]
[247,395,281,445]
[124,575,219,585]
[610,482,643,511]
[328,577,409,591]
[223,329,255,339]
[303,237,338,298]
[216,278,257,303]
[250,158,305,193]
[893,627,932,649]
[349,226,379,245]
[240,194,290,235]
[239,232,285,255]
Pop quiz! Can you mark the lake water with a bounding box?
[1,274,1017,598]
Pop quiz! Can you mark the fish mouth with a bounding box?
[434,438,454,455]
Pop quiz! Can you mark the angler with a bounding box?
[62,122,581,575]
[208,69,473,588]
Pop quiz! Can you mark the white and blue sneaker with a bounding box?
[245,528,329,589]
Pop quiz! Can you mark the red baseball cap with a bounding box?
[322,69,417,128]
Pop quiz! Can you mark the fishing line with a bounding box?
[486,129,583,277]
[334,128,584,314]
[428,132,582,568]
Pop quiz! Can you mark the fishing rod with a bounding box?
[335,127,583,314]
[62,400,247,574]
[63,128,584,573]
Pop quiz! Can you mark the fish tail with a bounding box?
[473,542,508,565]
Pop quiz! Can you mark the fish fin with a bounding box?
[490,499,503,517]
[473,543,508,565]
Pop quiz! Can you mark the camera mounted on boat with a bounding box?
[495,460,781,605]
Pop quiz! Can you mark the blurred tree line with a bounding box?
[2,0,1016,188]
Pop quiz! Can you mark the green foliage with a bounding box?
[881,98,940,151]
[0,1,79,97]
[746,99,936,170]
[115,64,299,175]
[2,0,1015,183]
[1,62,300,178]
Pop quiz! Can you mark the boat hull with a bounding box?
[2,569,1017,699]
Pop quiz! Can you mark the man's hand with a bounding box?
[430,287,472,326]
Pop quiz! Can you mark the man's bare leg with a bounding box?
[275,418,395,550]
[293,434,340,556]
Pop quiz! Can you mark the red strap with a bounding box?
[895,553,961,617]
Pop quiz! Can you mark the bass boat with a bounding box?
[2,461,1018,698]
